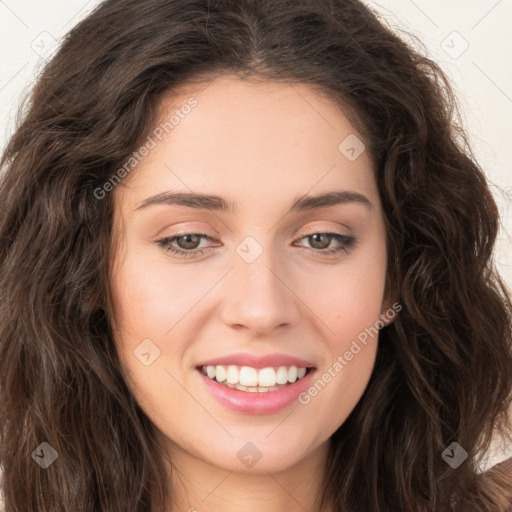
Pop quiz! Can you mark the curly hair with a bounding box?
[1,0,511,510]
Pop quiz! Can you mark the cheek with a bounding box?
[111,248,197,338]
[294,239,386,418]
[331,272,385,345]
[298,244,387,344]
[109,253,195,423]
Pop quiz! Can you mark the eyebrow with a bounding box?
[134,190,373,213]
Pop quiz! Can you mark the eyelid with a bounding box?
[155,223,218,239]
[299,225,351,237]
[158,224,351,242]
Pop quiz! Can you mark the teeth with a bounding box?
[239,366,258,387]
[215,365,226,383]
[226,365,239,384]
[288,366,298,383]
[276,366,289,384]
[201,364,310,389]
[258,367,277,387]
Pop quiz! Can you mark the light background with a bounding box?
[0,0,511,473]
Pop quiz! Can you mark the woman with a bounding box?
[1,0,511,510]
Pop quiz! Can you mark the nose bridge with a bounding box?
[219,234,300,333]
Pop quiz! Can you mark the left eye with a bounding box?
[155,231,357,258]
[158,233,212,254]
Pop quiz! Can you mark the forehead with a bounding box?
[115,75,378,213]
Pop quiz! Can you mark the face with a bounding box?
[110,75,393,475]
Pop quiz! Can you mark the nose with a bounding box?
[219,247,301,337]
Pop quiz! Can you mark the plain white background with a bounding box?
[0,0,511,473]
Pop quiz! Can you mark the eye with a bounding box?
[293,229,357,255]
[155,230,357,258]
[156,233,214,258]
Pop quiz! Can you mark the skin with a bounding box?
[110,75,396,512]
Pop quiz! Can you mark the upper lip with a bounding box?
[196,352,316,369]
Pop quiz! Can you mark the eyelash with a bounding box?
[155,229,357,259]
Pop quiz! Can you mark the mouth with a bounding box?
[196,364,313,392]
[197,365,313,393]
[195,364,317,414]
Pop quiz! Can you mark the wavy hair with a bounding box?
[1,0,511,510]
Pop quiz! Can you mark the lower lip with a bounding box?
[196,368,317,414]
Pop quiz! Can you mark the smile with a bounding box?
[196,365,317,414]
[200,364,309,392]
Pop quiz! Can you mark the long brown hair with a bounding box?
[1,0,511,510]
